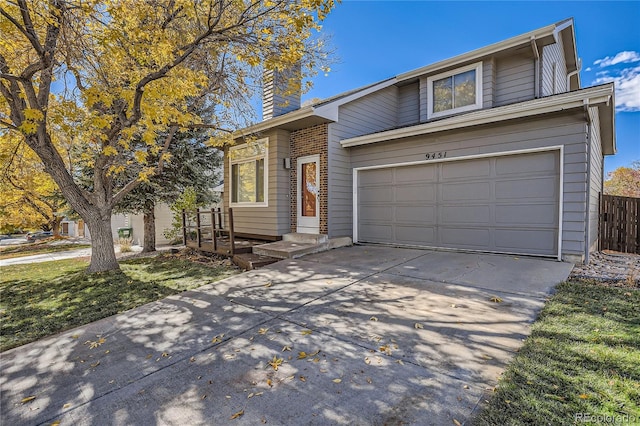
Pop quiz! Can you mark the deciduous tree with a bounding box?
[0,0,334,272]
[604,161,640,198]
[0,132,70,234]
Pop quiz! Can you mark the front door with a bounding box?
[297,155,320,234]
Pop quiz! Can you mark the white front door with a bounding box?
[297,155,320,234]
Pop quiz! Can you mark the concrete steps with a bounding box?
[252,233,352,260]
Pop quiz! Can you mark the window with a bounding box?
[427,62,482,119]
[229,139,268,206]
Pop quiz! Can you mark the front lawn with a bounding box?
[474,280,640,425]
[0,254,239,351]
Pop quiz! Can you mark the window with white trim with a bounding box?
[229,139,268,206]
[427,62,483,119]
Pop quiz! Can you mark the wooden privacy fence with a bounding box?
[599,194,640,254]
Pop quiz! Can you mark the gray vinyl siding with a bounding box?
[494,55,535,106]
[348,111,589,259]
[398,83,420,126]
[541,39,568,96]
[419,77,428,122]
[483,59,495,108]
[225,129,290,236]
[588,107,603,253]
[327,87,398,237]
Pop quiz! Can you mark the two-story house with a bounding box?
[224,18,615,264]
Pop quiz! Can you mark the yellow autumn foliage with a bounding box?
[0,0,336,271]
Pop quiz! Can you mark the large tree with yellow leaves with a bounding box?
[0,0,334,272]
[0,131,70,234]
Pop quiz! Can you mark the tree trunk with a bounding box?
[142,200,156,253]
[86,214,119,273]
[51,216,63,237]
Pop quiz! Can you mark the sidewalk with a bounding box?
[0,244,179,267]
[0,247,93,266]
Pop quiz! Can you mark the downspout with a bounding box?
[583,102,592,265]
[531,36,540,97]
[567,58,582,90]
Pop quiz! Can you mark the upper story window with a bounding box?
[229,138,268,206]
[427,62,483,119]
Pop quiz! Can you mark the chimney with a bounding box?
[262,65,301,121]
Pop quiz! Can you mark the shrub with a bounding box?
[118,237,133,253]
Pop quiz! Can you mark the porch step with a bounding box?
[252,236,352,260]
[253,241,324,259]
[282,233,329,244]
[232,253,280,270]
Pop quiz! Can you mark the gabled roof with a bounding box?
[235,19,581,138]
[397,18,577,83]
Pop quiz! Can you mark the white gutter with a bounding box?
[341,85,614,148]
[531,36,541,97]
[567,57,582,90]
[232,106,317,138]
[552,19,573,43]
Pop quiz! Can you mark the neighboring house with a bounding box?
[111,204,175,246]
[226,19,615,264]
[110,172,223,246]
[59,218,88,238]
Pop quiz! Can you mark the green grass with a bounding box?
[0,242,91,259]
[0,255,239,351]
[474,281,640,425]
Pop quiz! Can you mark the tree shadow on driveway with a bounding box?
[0,246,566,425]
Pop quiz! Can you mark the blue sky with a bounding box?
[302,1,640,176]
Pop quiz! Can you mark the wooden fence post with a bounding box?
[182,209,187,245]
[196,209,202,248]
[228,208,235,256]
[211,208,217,252]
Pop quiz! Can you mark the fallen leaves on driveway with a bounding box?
[211,333,225,343]
[20,395,36,404]
[267,356,283,371]
[230,410,244,420]
[84,337,106,349]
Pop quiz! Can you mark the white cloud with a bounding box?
[593,65,640,112]
[593,51,640,68]
[585,67,592,72]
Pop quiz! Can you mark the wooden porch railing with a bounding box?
[182,207,236,256]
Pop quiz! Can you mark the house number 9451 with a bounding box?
[425,152,447,160]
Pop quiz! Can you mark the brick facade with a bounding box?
[290,124,328,234]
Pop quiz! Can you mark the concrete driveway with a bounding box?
[0,246,572,425]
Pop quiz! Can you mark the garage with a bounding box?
[356,149,561,257]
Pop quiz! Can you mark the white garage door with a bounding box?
[356,150,560,256]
